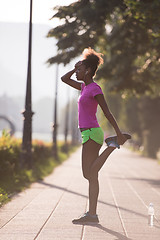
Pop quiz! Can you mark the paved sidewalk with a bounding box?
[0,146,160,240]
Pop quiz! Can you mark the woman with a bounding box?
[61,48,127,224]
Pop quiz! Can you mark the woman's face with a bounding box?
[76,64,87,80]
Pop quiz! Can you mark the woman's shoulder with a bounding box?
[92,81,102,89]
[91,81,103,95]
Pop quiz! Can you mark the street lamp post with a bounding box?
[22,0,34,168]
[64,88,70,152]
[52,64,59,159]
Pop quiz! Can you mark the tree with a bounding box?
[47,0,125,64]
[99,0,160,95]
[48,0,160,95]
[47,0,160,158]
[137,96,160,158]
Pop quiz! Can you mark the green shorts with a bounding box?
[81,127,104,145]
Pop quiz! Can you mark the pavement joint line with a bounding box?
[33,181,148,220]
[129,167,160,198]
[33,194,64,240]
[34,177,75,240]
[116,159,155,206]
[122,173,148,208]
[113,162,160,226]
[107,175,129,238]
[151,187,160,197]
[128,161,159,181]
[80,199,89,240]
[123,175,160,225]
[1,148,160,239]
[0,189,45,229]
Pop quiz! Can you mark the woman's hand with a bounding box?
[75,61,82,70]
[117,133,127,145]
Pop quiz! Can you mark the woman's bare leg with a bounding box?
[82,140,116,215]
[91,146,116,175]
[82,139,101,215]
[89,146,116,215]
[88,172,99,215]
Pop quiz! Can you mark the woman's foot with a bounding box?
[72,212,99,224]
[105,133,131,148]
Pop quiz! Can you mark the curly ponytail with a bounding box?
[82,48,104,77]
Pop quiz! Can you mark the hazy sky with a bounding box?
[0,0,79,103]
[0,0,80,137]
[0,0,75,25]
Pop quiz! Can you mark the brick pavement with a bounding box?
[0,146,160,240]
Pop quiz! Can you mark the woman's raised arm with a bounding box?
[61,69,81,90]
[61,61,83,90]
[95,94,126,145]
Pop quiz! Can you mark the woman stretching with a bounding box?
[61,48,128,224]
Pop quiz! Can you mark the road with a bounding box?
[0,146,160,239]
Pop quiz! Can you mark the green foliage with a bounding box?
[48,0,160,96]
[0,188,9,206]
[99,91,160,159]
[137,96,160,158]
[0,130,21,180]
[47,0,160,158]
[47,0,125,65]
[0,132,78,206]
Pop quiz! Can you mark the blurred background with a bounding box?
[0,0,78,142]
[0,0,160,160]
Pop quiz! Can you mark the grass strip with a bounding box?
[0,130,79,206]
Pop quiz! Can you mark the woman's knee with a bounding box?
[83,173,98,183]
[82,170,90,180]
[89,164,98,177]
[82,168,98,182]
[90,170,98,181]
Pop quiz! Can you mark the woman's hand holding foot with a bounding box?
[117,132,127,145]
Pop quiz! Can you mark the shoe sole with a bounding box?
[72,221,99,225]
[105,133,131,145]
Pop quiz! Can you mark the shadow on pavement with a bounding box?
[112,176,160,187]
[73,222,133,240]
[96,224,133,240]
[38,180,148,220]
